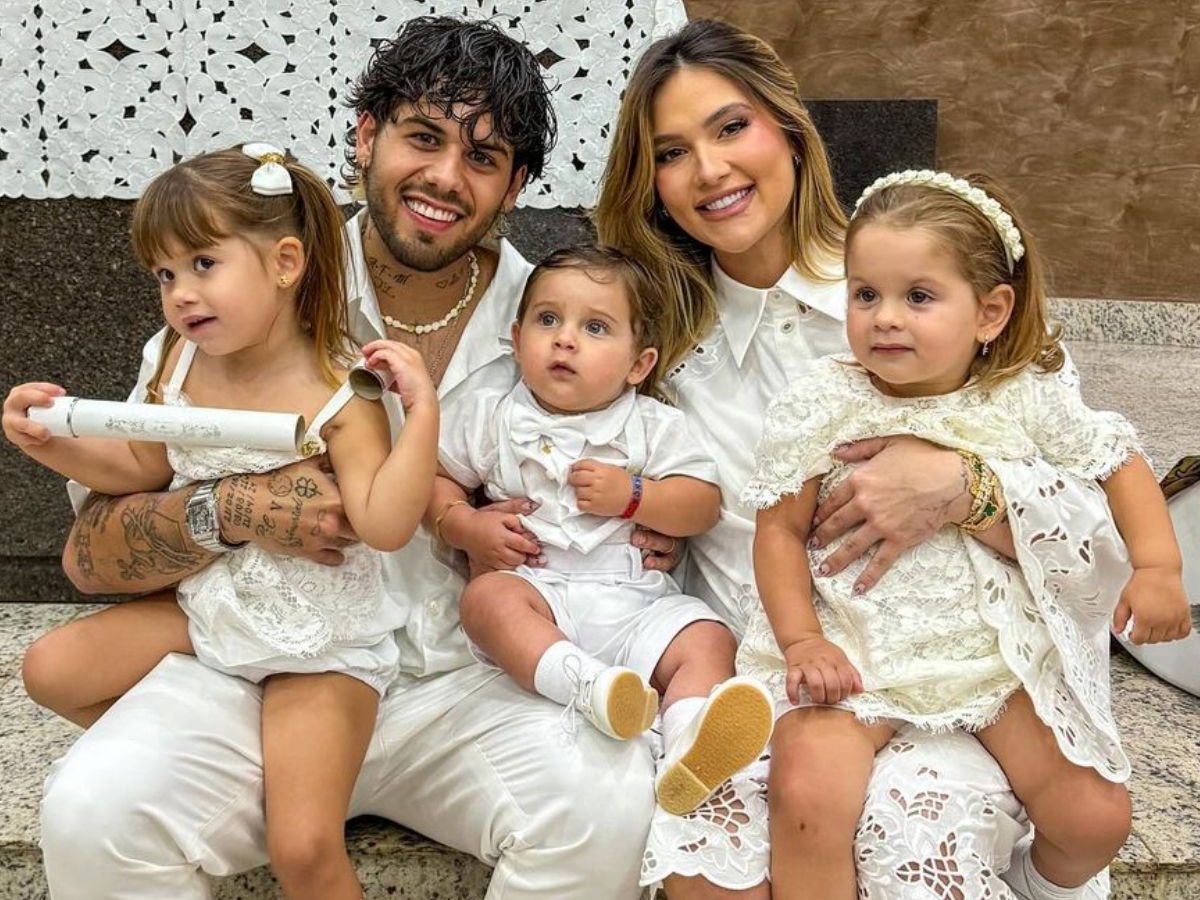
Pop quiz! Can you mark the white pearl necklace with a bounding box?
[380,251,480,335]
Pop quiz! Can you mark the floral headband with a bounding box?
[241,142,293,196]
[854,169,1026,273]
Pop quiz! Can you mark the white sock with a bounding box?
[1004,841,1087,900]
[533,641,606,707]
[661,696,706,750]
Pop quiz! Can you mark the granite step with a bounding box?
[0,603,1197,899]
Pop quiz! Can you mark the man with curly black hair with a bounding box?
[40,17,665,900]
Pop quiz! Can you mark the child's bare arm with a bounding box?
[4,382,174,494]
[755,479,863,704]
[328,342,441,553]
[1104,455,1190,644]
[425,470,539,571]
[568,460,719,536]
[328,393,439,553]
[755,481,823,650]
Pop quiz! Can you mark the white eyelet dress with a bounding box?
[164,341,406,695]
[738,356,1139,782]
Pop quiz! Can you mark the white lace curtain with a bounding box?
[0,0,687,205]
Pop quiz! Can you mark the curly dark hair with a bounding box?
[343,16,557,190]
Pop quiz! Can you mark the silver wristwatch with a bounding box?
[185,480,243,553]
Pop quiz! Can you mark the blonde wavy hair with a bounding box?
[847,172,1064,389]
[132,146,353,402]
[593,19,846,375]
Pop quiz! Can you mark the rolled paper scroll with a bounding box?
[348,359,395,401]
[29,397,306,453]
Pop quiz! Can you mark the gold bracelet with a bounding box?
[956,450,1005,535]
[433,499,471,544]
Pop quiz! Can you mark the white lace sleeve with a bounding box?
[740,359,847,509]
[979,456,1131,780]
[1013,362,1143,480]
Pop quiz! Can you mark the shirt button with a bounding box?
[425,600,440,618]
[768,290,782,301]
[781,321,795,334]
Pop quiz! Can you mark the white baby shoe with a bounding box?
[655,677,774,816]
[567,664,659,740]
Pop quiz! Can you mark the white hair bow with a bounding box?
[241,142,293,197]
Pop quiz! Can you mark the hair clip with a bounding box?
[242,142,293,197]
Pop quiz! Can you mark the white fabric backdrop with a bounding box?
[0,0,687,205]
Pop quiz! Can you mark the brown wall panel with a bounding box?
[684,0,1200,302]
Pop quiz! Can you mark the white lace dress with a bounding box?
[164,342,406,695]
[738,355,1138,782]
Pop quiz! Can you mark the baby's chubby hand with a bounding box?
[569,459,634,518]
[361,341,437,412]
[783,632,864,706]
[2,382,65,451]
[1113,565,1192,645]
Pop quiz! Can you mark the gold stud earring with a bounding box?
[279,275,291,288]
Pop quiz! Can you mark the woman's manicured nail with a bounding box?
[817,563,830,576]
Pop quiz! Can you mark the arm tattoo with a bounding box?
[221,473,257,532]
[73,494,114,579]
[116,496,208,582]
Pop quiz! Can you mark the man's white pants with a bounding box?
[40,653,656,899]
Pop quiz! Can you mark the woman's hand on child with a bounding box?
[1112,566,1192,644]
[633,527,682,572]
[569,460,633,517]
[813,435,970,592]
[3,382,66,450]
[361,341,437,412]
[783,633,864,706]
[446,498,544,573]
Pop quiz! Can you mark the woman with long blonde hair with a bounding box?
[596,19,1122,900]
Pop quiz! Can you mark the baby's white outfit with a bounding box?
[440,381,725,680]
[164,341,406,695]
[738,356,1140,782]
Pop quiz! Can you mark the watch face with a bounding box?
[193,505,217,534]
[188,493,218,537]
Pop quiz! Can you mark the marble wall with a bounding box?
[685,0,1200,303]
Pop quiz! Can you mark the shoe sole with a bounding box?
[605,670,660,740]
[656,681,773,815]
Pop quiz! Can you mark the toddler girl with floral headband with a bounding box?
[3,143,438,900]
[738,170,1190,900]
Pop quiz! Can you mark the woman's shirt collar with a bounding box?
[711,257,847,368]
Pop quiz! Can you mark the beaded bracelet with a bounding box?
[620,474,644,520]
[956,450,1006,535]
